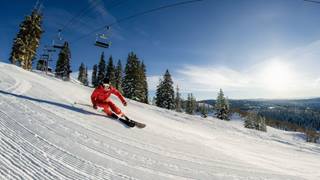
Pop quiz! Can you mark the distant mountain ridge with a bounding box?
[200,98,320,108]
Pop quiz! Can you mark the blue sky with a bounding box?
[1,0,320,100]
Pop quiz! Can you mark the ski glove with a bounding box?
[123,101,127,106]
[93,104,97,109]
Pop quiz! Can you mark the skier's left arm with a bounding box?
[91,90,98,109]
[111,87,127,106]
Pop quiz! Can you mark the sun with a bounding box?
[261,61,294,92]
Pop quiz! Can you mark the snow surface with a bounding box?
[0,62,320,180]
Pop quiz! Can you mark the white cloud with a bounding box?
[171,40,320,99]
[177,66,250,90]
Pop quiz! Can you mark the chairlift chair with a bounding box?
[95,33,111,48]
[53,29,64,49]
[94,26,111,48]
[53,40,64,49]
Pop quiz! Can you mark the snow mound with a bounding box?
[0,62,319,180]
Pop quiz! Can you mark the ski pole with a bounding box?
[74,102,92,108]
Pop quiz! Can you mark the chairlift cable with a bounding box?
[73,0,129,32]
[51,0,112,49]
[107,0,129,10]
[71,0,204,43]
[60,0,129,33]
[60,0,102,32]
[47,1,102,49]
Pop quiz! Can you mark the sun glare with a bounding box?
[261,61,294,92]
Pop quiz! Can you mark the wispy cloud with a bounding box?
[86,0,125,40]
[88,0,114,21]
[44,0,121,39]
[165,40,320,99]
[177,66,250,90]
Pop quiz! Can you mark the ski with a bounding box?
[74,102,146,128]
[118,117,136,128]
[74,102,92,108]
[115,114,146,128]
[123,116,146,129]
[132,121,146,129]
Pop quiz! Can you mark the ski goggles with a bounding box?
[103,83,110,89]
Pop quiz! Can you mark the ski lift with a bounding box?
[44,45,56,53]
[52,29,64,49]
[38,46,55,73]
[95,26,111,48]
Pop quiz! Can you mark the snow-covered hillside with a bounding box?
[0,62,319,180]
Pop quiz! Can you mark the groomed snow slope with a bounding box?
[0,62,319,180]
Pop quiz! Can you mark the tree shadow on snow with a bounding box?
[0,89,106,117]
[0,90,133,128]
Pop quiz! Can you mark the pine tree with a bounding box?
[97,52,106,84]
[244,112,256,129]
[78,63,85,83]
[200,104,208,118]
[191,94,196,114]
[175,85,182,112]
[244,112,267,132]
[215,88,230,120]
[106,56,116,86]
[155,70,175,110]
[55,54,63,78]
[92,64,98,87]
[190,94,194,114]
[121,52,148,103]
[123,52,142,101]
[9,8,43,70]
[115,60,123,92]
[186,94,192,114]
[259,116,267,132]
[77,63,89,86]
[215,89,226,110]
[181,98,186,111]
[55,42,71,80]
[186,93,196,114]
[140,62,149,104]
[155,79,163,107]
[83,66,89,86]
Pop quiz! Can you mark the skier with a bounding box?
[90,78,146,128]
[91,78,127,120]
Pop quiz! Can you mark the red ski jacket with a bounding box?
[91,85,126,106]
